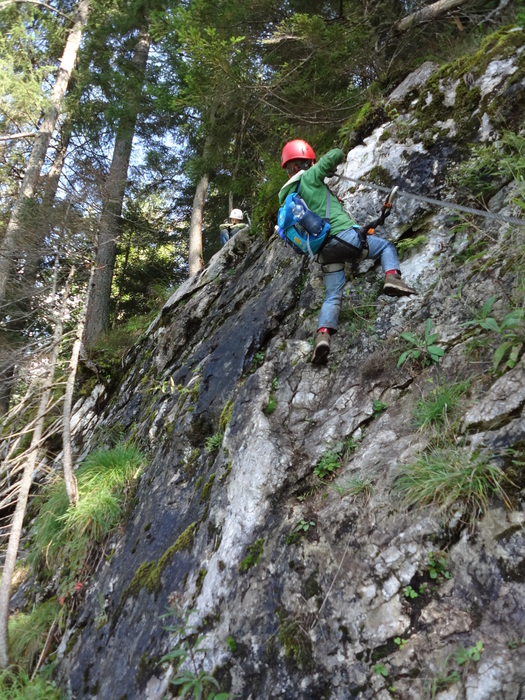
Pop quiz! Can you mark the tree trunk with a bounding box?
[0,0,90,305]
[0,265,74,669]
[188,172,210,277]
[62,266,94,506]
[23,126,72,288]
[393,0,471,32]
[112,231,133,327]
[82,29,151,349]
[0,363,15,416]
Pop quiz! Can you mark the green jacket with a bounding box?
[220,221,247,234]
[278,148,356,237]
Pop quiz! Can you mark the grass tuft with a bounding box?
[0,668,62,699]
[413,380,469,430]
[8,599,60,672]
[332,476,374,500]
[395,447,511,520]
[30,443,146,593]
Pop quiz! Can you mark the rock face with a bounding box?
[56,29,525,700]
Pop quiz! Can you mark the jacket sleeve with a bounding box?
[311,149,344,181]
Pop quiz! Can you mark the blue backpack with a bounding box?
[277,181,331,257]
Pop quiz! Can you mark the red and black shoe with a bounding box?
[311,328,331,365]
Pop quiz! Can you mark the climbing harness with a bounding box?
[336,175,525,228]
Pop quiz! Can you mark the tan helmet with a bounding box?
[229,208,243,221]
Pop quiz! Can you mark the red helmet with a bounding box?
[281,139,316,168]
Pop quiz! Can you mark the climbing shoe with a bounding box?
[382,273,417,297]
[311,330,330,365]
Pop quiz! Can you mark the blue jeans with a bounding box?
[317,228,400,331]
[220,229,230,246]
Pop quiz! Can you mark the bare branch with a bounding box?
[479,0,512,25]
[393,0,471,33]
[0,0,71,21]
[0,132,37,142]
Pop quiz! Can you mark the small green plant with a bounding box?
[395,446,511,521]
[427,550,451,581]
[89,313,158,381]
[463,296,524,371]
[161,609,231,699]
[344,434,362,454]
[394,637,407,650]
[314,443,343,480]
[397,319,445,367]
[249,350,265,373]
[455,640,483,666]
[227,635,237,653]
[286,519,316,545]
[404,585,418,599]
[372,399,387,415]
[264,378,278,415]
[373,662,389,677]
[413,380,469,430]
[205,432,223,454]
[264,396,277,415]
[296,519,316,533]
[429,667,460,698]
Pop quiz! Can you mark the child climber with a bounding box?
[220,208,247,246]
[279,139,416,365]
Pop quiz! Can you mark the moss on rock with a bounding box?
[126,522,198,596]
[238,537,264,574]
[277,609,314,671]
[200,473,216,503]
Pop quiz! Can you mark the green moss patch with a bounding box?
[277,609,314,671]
[200,473,216,503]
[238,537,265,574]
[126,522,198,596]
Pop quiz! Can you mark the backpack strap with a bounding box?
[324,187,330,222]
